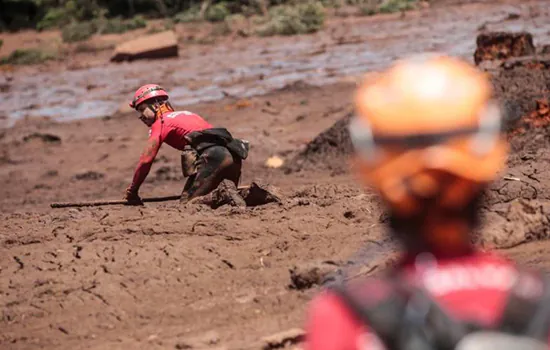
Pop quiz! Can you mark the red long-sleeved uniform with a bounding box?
[129,111,212,192]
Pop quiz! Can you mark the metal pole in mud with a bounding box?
[50,185,251,208]
[50,195,181,208]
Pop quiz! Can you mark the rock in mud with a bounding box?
[111,31,178,62]
[289,261,341,290]
[262,328,305,350]
[479,199,550,249]
[239,181,282,207]
[175,330,221,349]
[23,133,61,144]
[73,171,105,181]
[276,80,318,93]
[500,55,550,70]
[474,32,535,65]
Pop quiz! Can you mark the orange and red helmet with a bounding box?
[130,84,169,110]
[350,54,508,215]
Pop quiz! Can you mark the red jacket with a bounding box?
[306,252,549,350]
[129,110,212,192]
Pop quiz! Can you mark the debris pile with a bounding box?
[284,112,353,174]
[474,31,535,64]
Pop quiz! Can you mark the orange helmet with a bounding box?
[350,54,508,215]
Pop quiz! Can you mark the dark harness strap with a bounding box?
[186,128,249,160]
[497,272,550,341]
[331,270,550,350]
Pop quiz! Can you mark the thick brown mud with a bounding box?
[2,1,550,349]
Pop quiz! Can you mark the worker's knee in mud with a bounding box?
[181,147,198,177]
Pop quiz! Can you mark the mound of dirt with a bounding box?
[284,112,353,174]
[286,56,550,174]
[489,58,550,129]
[474,32,535,65]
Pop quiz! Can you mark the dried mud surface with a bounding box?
[2,1,550,350]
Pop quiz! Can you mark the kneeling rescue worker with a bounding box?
[305,54,550,350]
[124,84,249,205]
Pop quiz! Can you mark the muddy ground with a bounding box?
[2,1,550,349]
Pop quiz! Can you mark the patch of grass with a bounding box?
[378,0,415,13]
[298,1,326,30]
[147,19,175,34]
[205,2,231,23]
[355,0,416,15]
[0,48,57,65]
[98,16,147,35]
[62,15,147,43]
[256,2,325,37]
[174,6,201,23]
[227,13,247,26]
[359,1,379,15]
[37,8,71,31]
[62,22,96,43]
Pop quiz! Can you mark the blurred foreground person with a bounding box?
[306,55,550,350]
[124,84,249,206]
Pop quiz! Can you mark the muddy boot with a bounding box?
[211,180,246,208]
[238,181,282,206]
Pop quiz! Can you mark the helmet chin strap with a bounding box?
[154,102,174,120]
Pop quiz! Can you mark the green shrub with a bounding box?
[257,2,325,37]
[37,8,71,31]
[128,15,147,30]
[100,17,125,34]
[63,0,102,22]
[297,2,325,31]
[99,15,147,34]
[174,7,201,23]
[359,3,378,15]
[378,0,415,13]
[0,48,56,65]
[205,2,231,23]
[0,39,3,50]
[62,22,96,43]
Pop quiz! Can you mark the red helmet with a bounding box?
[130,84,169,109]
